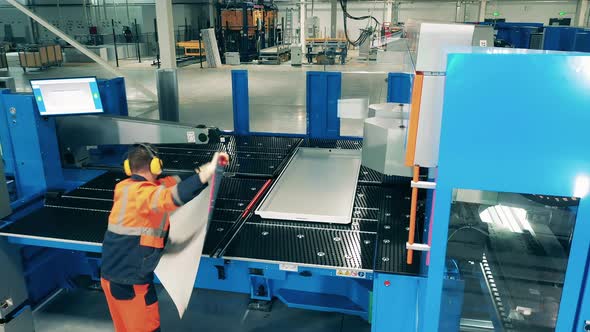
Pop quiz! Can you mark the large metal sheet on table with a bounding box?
[252,185,382,233]
[256,148,361,224]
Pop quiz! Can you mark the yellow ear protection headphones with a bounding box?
[123,143,164,176]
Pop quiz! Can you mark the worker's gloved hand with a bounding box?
[197,152,230,184]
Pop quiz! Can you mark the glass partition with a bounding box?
[340,72,389,137]
[248,69,306,134]
[178,69,234,130]
[440,189,578,332]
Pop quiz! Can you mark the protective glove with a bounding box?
[197,152,229,184]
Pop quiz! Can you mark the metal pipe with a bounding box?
[135,18,141,63]
[113,0,119,28]
[112,19,119,67]
[125,0,131,25]
[406,165,419,265]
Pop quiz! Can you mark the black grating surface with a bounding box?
[224,223,376,270]
[225,158,285,177]
[203,221,233,253]
[228,136,302,155]
[216,178,267,201]
[44,196,113,212]
[64,188,114,201]
[159,153,213,172]
[358,166,413,185]
[157,142,227,153]
[302,138,362,150]
[79,172,125,190]
[374,186,421,274]
[158,136,301,177]
[211,209,243,223]
[0,207,108,243]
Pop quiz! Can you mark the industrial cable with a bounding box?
[447,225,489,242]
[338,0,380,46]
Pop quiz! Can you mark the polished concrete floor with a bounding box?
[33,286,371,332]
[4,52,403,136]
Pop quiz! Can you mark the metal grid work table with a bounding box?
[0,136,420,276]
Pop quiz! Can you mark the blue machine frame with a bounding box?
[423,49,590,331]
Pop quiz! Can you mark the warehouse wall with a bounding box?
[279,0,579,41]
[0,0,582,43]
[0,1,211,43]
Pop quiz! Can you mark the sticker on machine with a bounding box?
[279,263,299,272]
[479,40,488,47]
[186,131,196,143]
[336,269,367,279]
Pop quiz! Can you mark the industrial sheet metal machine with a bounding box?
[0,72,423,332]
[4,21,590,332]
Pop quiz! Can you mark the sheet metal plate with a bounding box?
[256,148,361,224]
[251,185,383,233]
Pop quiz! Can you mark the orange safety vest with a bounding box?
[107,175,181,248]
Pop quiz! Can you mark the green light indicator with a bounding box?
[559,11,566,16]
[493,11,500,17]
[37,96,42,101]
[93,93,99,99]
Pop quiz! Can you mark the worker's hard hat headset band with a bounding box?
[123,143,164,176]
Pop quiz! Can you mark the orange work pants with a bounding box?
[101,278,160,332]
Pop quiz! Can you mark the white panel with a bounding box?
[414,75,445,167]
[338,98,369,119]
[362,117,413,177]
[415,23,475,73]
[368,103,411,119]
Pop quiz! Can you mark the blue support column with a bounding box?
[306,71,341,139]
[231,70,250,135]
[0,92,63,203]
[371,273,425,332]
[387,73,413,104]
[97,77,128,116]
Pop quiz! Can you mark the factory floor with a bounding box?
[33,286,370,332]
[3,52,406,136]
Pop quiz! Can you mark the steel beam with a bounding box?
[479,0,487,22]
[208,0,216,27]
[5,0,156,101]
[300,0,306,51]
[155,0,176,69]
[576,0,589,26]
[385,0,393,23]
[330,0,337,38]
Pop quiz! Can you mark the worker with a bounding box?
[100,143,229,332]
